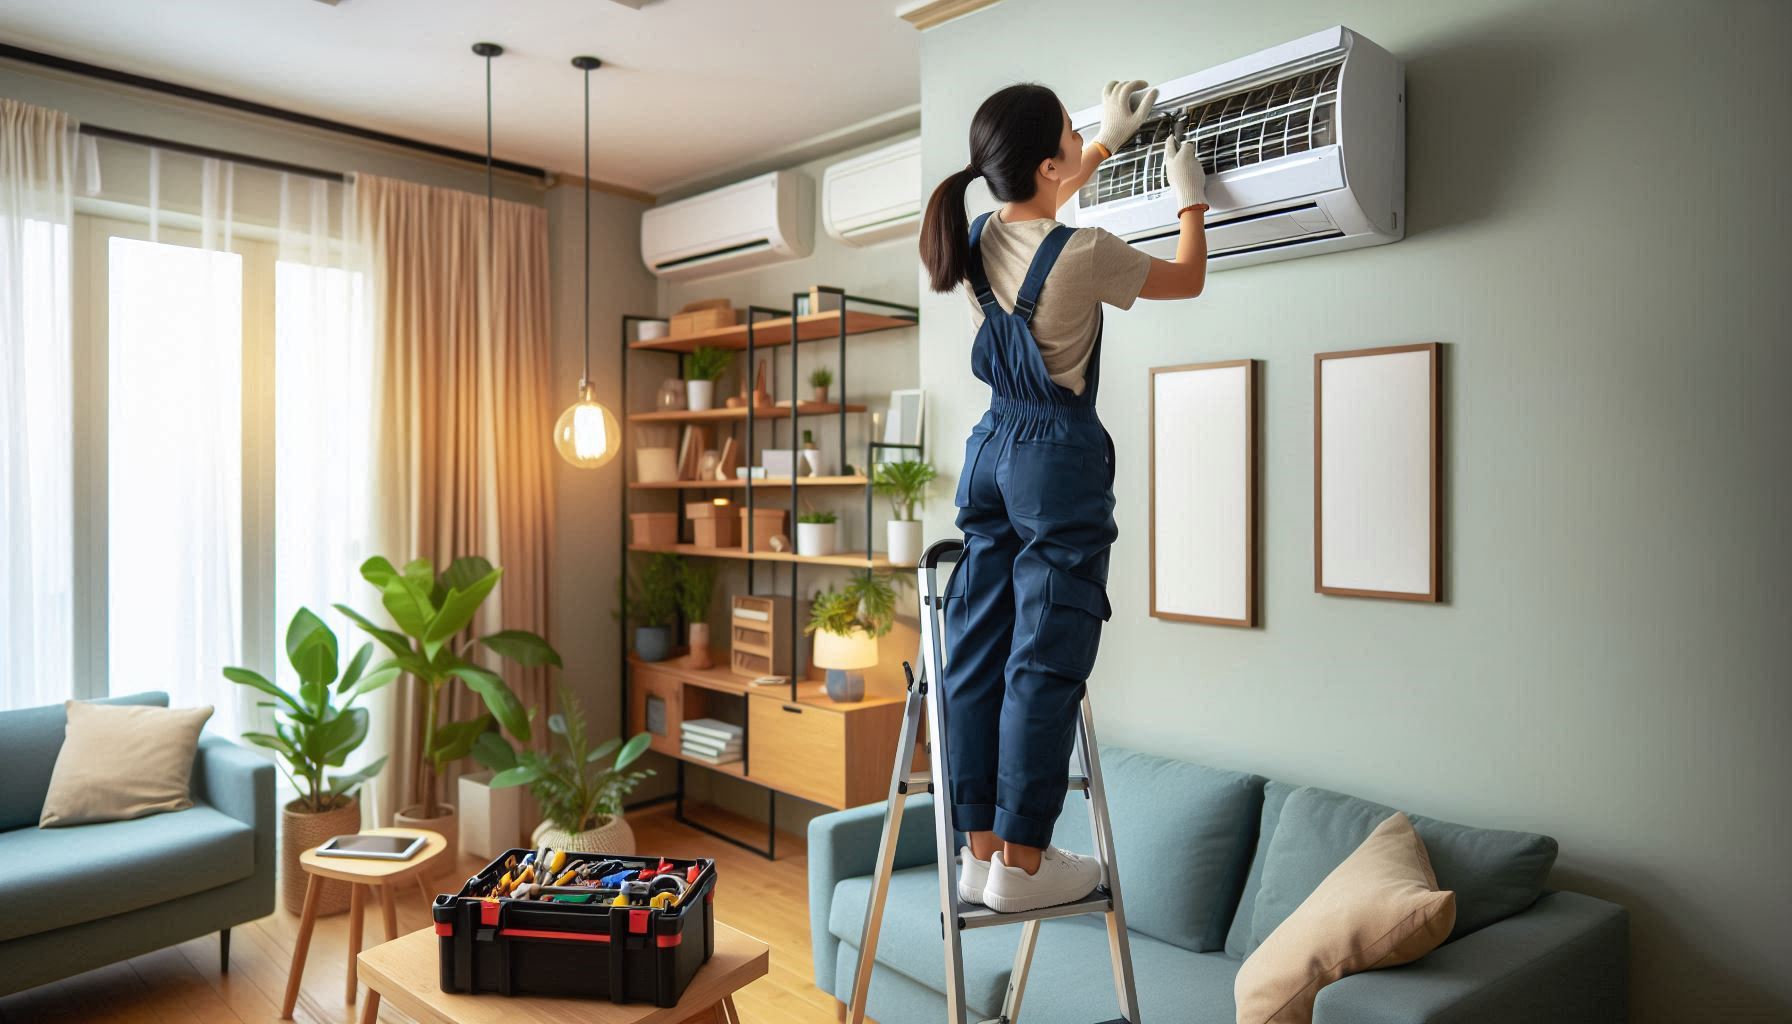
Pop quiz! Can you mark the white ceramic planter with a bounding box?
[796,521,838,557]
[531,814,636,855]
[458,770,523,860]
[686,379,716,412]
[887,520,924,567]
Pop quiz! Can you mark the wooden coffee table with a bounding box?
[354,920,769,1024]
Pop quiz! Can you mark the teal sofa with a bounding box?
[810,747,1627,1023]
[0,692,275,995]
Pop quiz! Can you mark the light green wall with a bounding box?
[919,1,1789,1019]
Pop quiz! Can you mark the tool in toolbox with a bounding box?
[845,538,1139,1024]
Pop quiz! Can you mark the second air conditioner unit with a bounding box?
[641,170,814,280]
[822,136,922,247]
[1067,25,1404,271]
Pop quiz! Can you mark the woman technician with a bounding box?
[919,80,1209,914]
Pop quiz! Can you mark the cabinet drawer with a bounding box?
[747,695,846,808]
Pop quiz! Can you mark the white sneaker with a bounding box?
[957,846,991,905]
[982,847,1103,915]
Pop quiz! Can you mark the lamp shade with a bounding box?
[813,627,877,671]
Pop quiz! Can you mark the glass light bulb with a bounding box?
[554,381,621,469]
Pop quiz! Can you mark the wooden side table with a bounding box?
[354,920,770,1024]
[281,826,448,1020]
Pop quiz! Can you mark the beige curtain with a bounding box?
[356,173,556,820]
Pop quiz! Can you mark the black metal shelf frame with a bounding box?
[616,294,918,859]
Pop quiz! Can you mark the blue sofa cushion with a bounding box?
[0,692,170,832]
[831,869,1242,1022]
[1247,786,1558,951]
[1050,747,1264,952]
[1225,779,1295,956]
[0,803,255,942]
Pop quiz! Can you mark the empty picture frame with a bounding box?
[1314,343,1440,601]
[1150,360,1256,627]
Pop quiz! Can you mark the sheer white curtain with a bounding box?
[0,99,77,711]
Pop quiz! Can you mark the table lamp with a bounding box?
[813,628,876,702]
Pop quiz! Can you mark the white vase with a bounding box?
[686,380,715,412]
[796,521,838,557]
[802,448,824,477]
[531,814,636,855]
[458,770,524,861]
[887,520,924,567]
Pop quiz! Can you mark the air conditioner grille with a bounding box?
[1078,60,1342,209]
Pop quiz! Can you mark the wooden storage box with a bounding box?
[669,307,739,337]
[745,691,905,809]
[685,500,740,548]
[630,511,678,547]
[730,594,790,678]
[737,507,787,552]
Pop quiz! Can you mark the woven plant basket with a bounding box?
[282,798,362,917]
[531,814,635,855]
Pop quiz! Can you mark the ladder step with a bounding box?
[905,770,1087,793]
[955,887,1112,930]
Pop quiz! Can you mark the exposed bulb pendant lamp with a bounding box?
[553,53,622,469]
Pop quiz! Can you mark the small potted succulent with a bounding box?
[809,365,833,404]
[807,570,900,702]
[618,552,681,662]
[476,685,654,854]
[873,458,937,567]
[684,345,730,412]
[225,608,393,916]
[796,507,840,557]
[677,557,719,670]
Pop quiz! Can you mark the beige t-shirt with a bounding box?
[965,212,1153,395]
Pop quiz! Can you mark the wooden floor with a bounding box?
[0,804,842,1024]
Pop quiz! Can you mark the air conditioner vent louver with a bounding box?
[1078,60,1342,209]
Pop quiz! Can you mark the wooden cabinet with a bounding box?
[747,689,904,810]
[628,662,683,759]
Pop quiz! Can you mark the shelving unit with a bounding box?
[618,288,918,857]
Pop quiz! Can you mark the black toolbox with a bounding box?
[432,848,717,1007]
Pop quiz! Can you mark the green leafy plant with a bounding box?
[808,366,833,390]
[797,508,838,525]
[335,555,561,818]
[684,345,730,383]
[617,552,682,628]
[475,685,654,835]
[807,570,900,639]
[224,609,392,814]
[676,558,718,625]
[873,459,938,522]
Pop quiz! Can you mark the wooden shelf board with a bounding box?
[629,475,869,490]
[628,543,894,569]
[629,653,760,696]
[659,747,747,777]
[628,401,865,424]
[631,310,915,353]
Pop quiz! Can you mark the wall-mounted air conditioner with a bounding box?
[1067,25,1403,271]
[641,170,814,280]
[822,136,921,247]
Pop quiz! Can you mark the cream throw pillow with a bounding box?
[39,701,214,827]
[1235,812,1456,1024]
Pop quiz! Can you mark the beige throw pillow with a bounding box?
[1235,812,1456,1024]
[39,701,214,827]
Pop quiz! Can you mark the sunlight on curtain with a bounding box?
[1,99,77,711]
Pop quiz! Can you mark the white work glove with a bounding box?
[1092,79,1158,156]
[1163,134,1207,210]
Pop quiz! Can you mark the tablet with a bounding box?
[315,833,426,861]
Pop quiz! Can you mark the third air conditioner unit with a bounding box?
[1067,25,1403,271]
[641,170,814,280]
[822,136,921,247]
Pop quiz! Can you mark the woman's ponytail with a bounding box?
[918,84,1067,295]
[921,165,978,293]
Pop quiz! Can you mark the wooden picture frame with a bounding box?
[1149,360,1256,627]
[1314,343,1441,601]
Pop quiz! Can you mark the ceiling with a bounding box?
[0,0,920,196]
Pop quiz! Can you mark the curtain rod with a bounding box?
[1,42,550,181]
[80,124,347,183]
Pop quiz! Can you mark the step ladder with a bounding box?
[845,538,1139,1024]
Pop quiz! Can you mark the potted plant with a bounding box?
[678,558,719,670]
[684,345,729,412]
[224,608,393,916]
[874,458,937,567]
[807,570,900,702]
[476,685,654,854]
[335,555,559,867]
[617,553,681,662]
[809,365,833,404]
[796,508,839,557]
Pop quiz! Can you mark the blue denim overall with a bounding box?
[942,212,1117,849]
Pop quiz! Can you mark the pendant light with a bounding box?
[553,54,622,469]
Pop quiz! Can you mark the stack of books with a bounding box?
[681,718,743,766]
